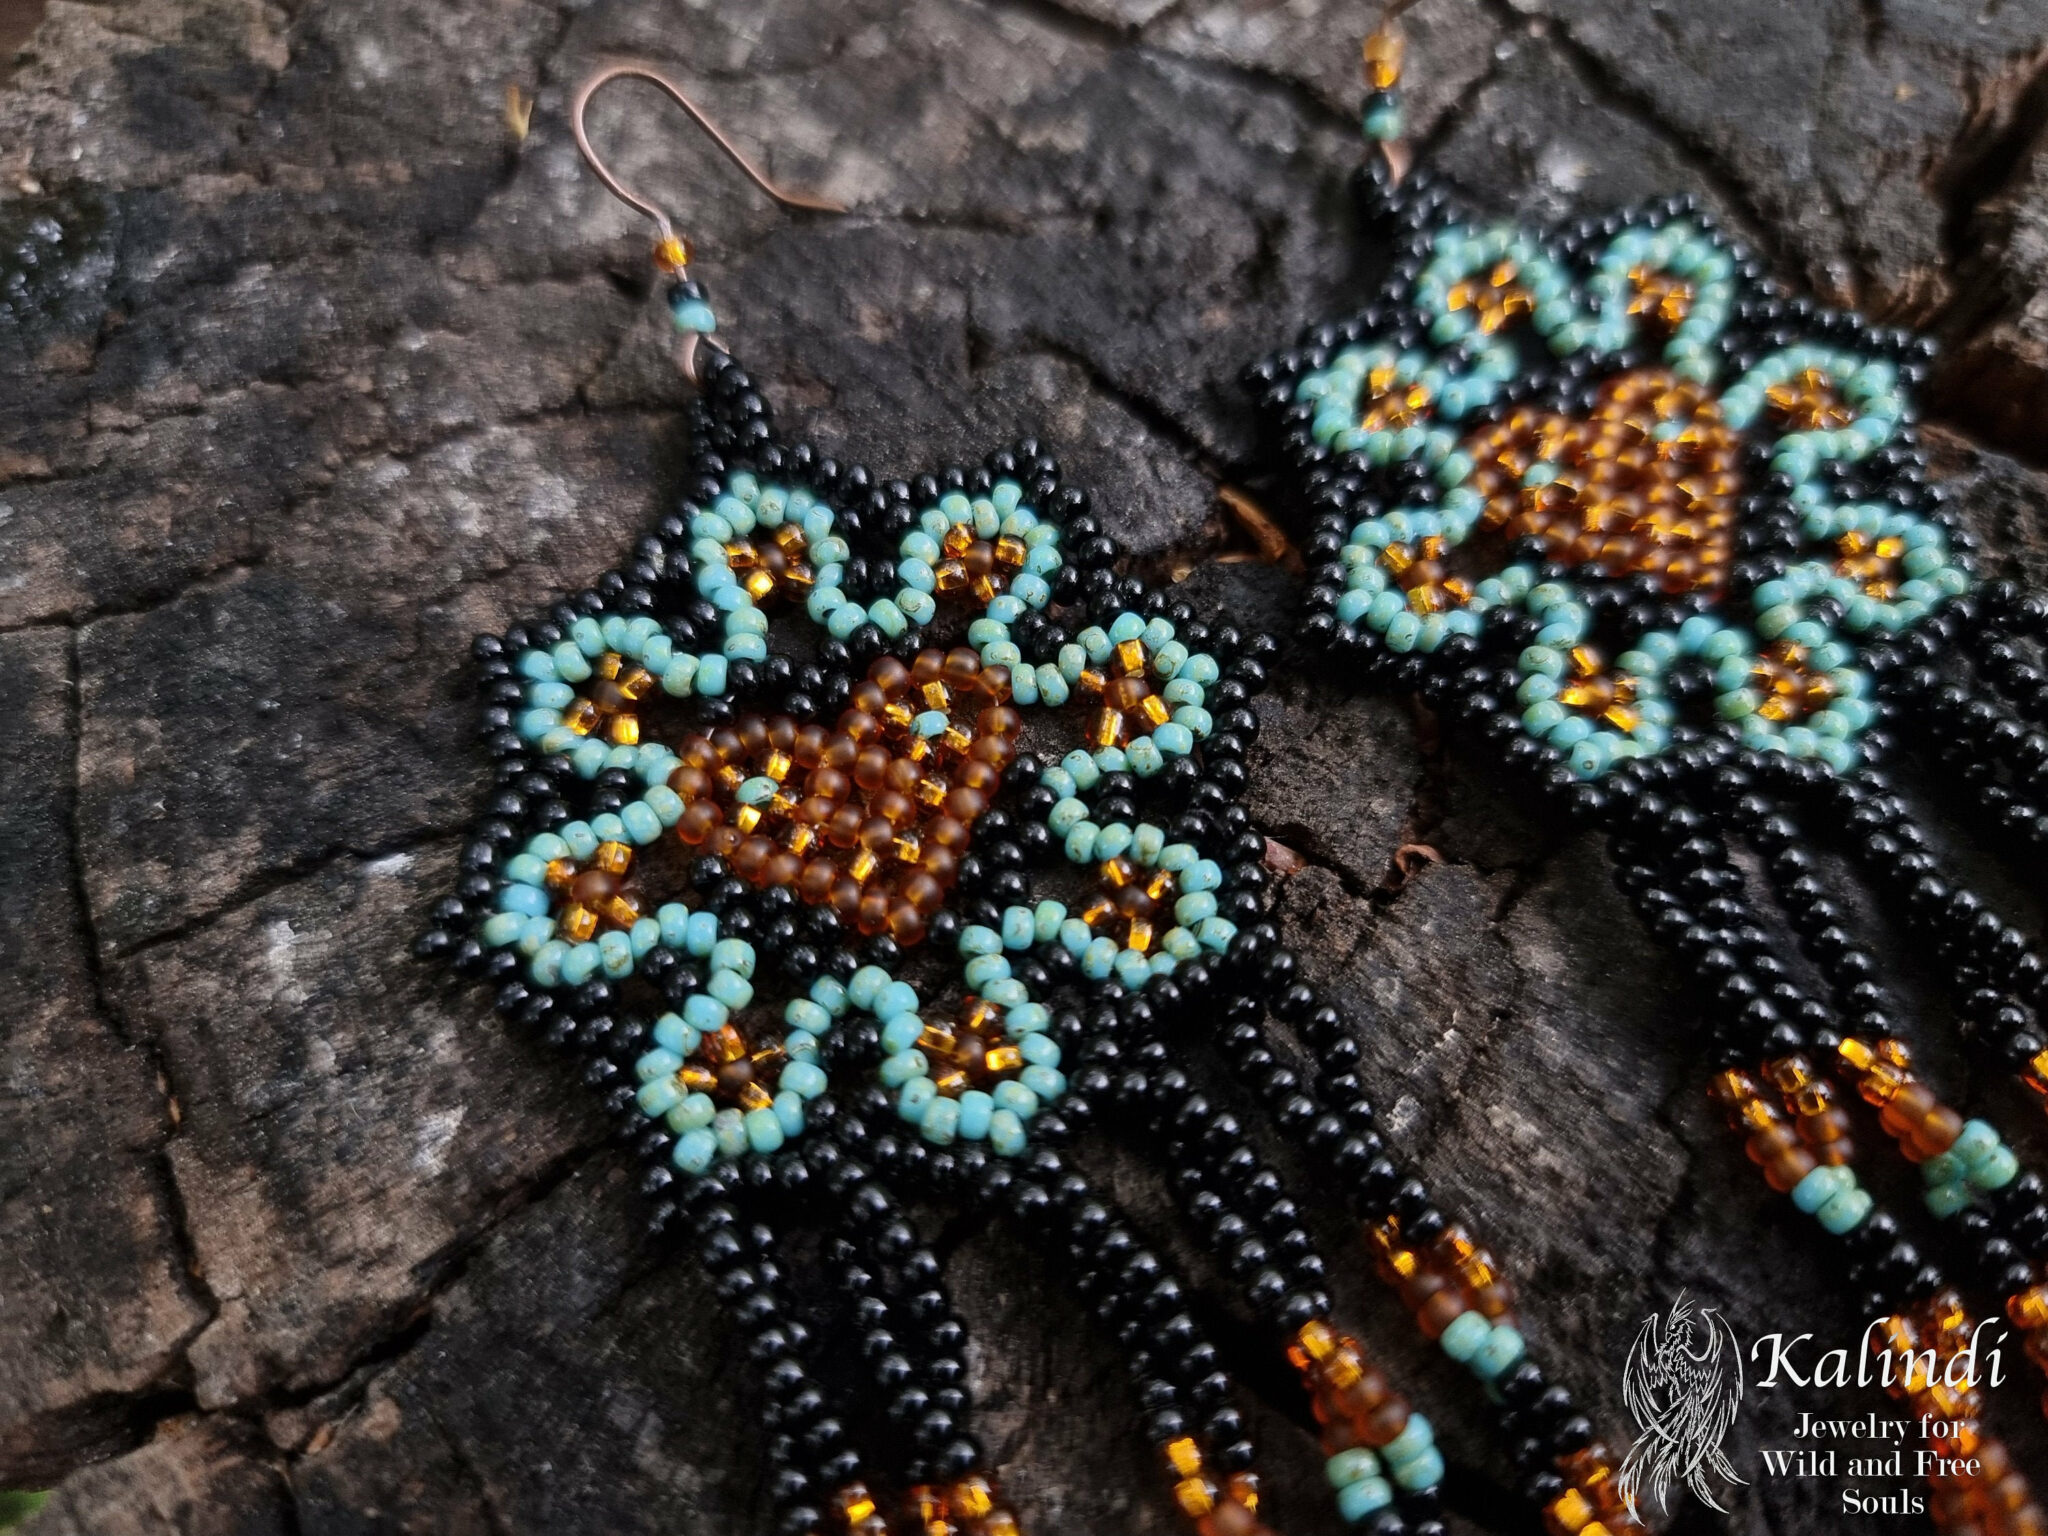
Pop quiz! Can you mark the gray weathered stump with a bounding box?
[5,0,2048,1531]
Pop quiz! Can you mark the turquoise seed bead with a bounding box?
[898,1076,937,1122]
[1438,1309,1491,1362]
[683,993,728,1031]
[1336,1476,1395,1522]
[772,1091,804,1138]
[920,1094,961,1146]
[497,882,548,916]
[1381,1414,1432,1465]
[598,930,634,977]
[744,1107,785,1154]
[482,913,527,947]
[1951,1119,1998,1165]
[1817,1186,1873,1234]
[782,1061,827,1100]
[1970,1145,2019,1191]
[620,800,661,844]
[712,1110,748,1158]
[636,1076,681,1117]
[880,1051,927,1088]
[848,966,888,1008]
[1388,1447,1444,1492]
[874,980,919,1020]
[879,1013,924,1054]
[1472,1323,1527,1380]
[1925,1181,1973,1218]
[1325,1449,1380,1489]
[673,1129,718,1174]
[993,1080,1039,1119]
[708,969,753,1010]
[989,1109,1027,1157]
[1018,1033,1060,1068]
[1791,1163,1844,1213]
[711,938,754,977]
[956,1090,994,1141]
[667,1094,715,1134]
[964,955,1011,988]
[560,942,601,986]
[653,1013,693,1053]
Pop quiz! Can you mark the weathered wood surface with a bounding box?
[5,0,2048,1531]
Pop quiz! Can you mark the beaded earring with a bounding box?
[1243,11,2048,1530]
[414,62,1569,1536]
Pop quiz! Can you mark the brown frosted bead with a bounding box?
[676,801,723,845]
[1912,1106,1964,1160]
[869,655,910,693]
[764,852,802,888]
[928,817,970,850]
[820,734,857,770]
[943,647,981,683]
[1355,1396,1409,1447]
[766,715,795,750]
[732,837,774,880]
[979,705,1022,736]
[1760,1142,1816,1193]
[798,795,838,826]
[910,651,944,684]
[570,870,619,905]
[901,873,945,914]
[919,847,958,884]
[884,756,921,794]
[944,787,988,822]
[1417,1286,1468,1341]
[971,734,1016,766]
[957,759,1000,792]
[669,764,712,798]
[857,888,890,934]
[873,791,915,826]
[792,724,828,766]
[977,665,1011,702]
[850,681,889,716]
[1198,1500,1262,1536]
[806,765,850,801]
[826,806,863,847]
[839,708,879,743]
[852,746,890,790]
[799,860,838,903]
[1743,1121,1800,1162]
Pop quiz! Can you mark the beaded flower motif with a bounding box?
[475,461,1236,1171]
[1259,205,1970,778]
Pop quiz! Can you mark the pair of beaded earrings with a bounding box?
[414,18,2048,1536]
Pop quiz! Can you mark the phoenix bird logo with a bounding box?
[1619,1291,1747,1520]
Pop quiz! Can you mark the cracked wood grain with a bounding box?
[9,0,2048,1531]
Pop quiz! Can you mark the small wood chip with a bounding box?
[1218,486,1302,572]
[1263,837,1307,876]
[504,83,533,143]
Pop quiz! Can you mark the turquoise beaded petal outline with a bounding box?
[485,564,1222,1156]
[626,934,838,1173]
[1284,209,1966,777]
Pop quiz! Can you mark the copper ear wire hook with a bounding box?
[570,61,846,247]
[569,62,846,382]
